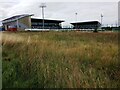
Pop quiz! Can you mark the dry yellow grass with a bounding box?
[2,31,119,88]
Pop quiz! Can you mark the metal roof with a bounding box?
[71,21,101,25]
[2,14,34,24]
[31,17,64,22]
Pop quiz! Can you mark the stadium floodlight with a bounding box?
[75,12,78,29]
[115,21,118,27]
[101,14,103,27]
[118,1,120,27]
[75,13,78,21]
[40,3,46,29]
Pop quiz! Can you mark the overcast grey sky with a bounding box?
[0,0,119,27]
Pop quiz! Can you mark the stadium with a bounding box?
[1,14,119,32]
[2,14,64,31]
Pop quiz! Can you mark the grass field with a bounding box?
[2,31,120,88]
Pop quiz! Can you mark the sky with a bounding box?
[0,0,119,27]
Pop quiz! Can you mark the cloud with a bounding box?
[0,1,118,26]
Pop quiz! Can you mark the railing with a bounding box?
[25,28,106,32]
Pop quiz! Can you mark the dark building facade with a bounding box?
[71,21,101,29]
[31,18,64,29]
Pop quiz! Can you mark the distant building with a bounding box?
[2,14,33,31]
[2,14,64,31]
[70,21,101,30]
[31,18,64,29]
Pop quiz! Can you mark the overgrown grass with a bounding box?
[2,31,120,88]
